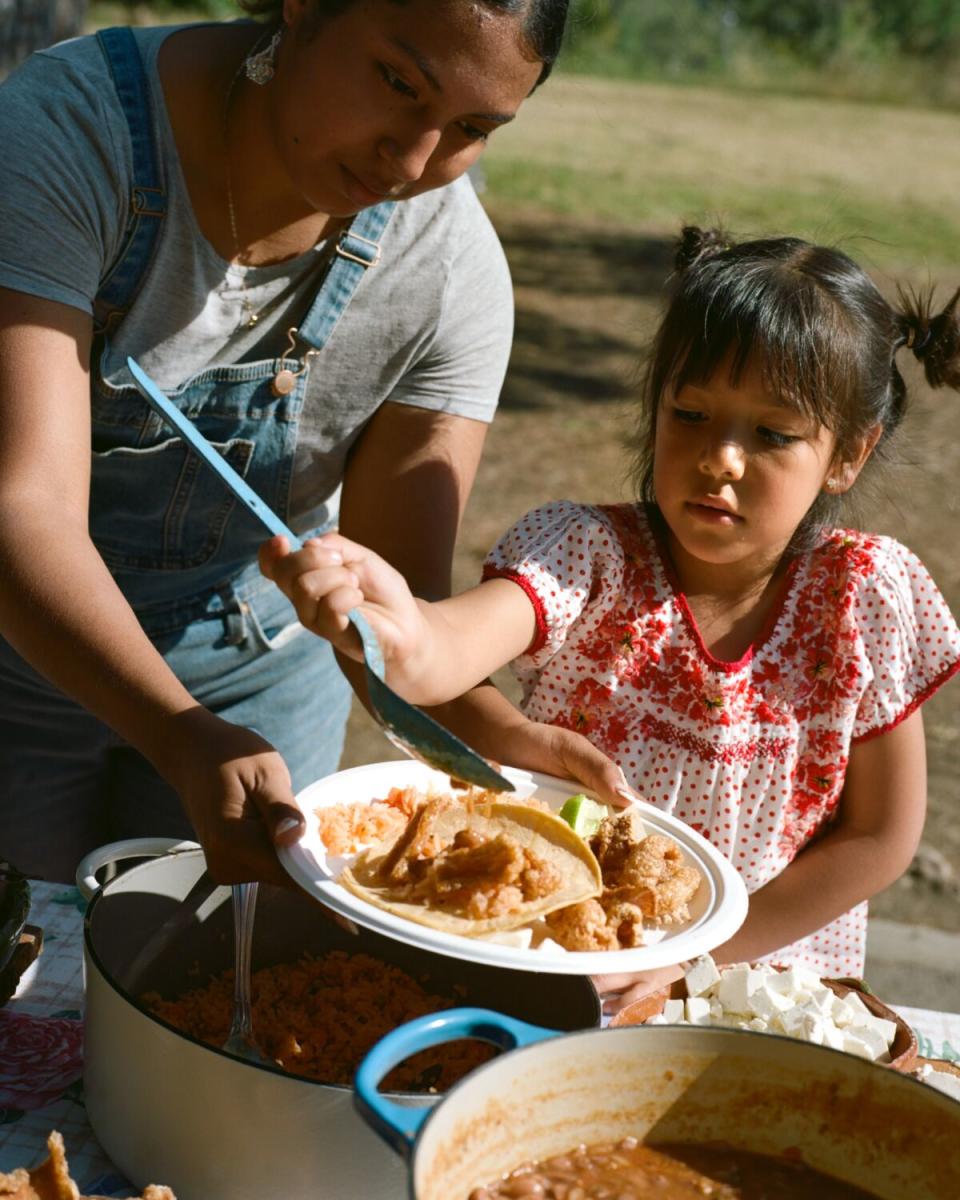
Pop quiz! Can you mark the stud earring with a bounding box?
[244,27,282,86]
[825,477,840,491]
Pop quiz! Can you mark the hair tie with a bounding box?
[906,324,932,353]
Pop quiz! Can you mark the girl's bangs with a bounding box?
[663,270,854,431]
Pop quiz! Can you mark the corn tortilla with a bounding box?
[341,802,603,935]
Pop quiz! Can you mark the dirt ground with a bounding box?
[341,209,960,935]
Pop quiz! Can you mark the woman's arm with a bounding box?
[595,712,928,1009]
[0,289,302,883]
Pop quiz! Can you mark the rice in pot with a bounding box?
[144,950,494,1092]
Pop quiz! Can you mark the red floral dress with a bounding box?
[483,502,960,976]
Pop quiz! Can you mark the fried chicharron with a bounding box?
[0,1132,174,1200]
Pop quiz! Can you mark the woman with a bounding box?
[0,0,623,885]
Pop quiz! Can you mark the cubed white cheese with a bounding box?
[830,993,855,1028]
[840,991,872,1021]
[684,996,713,1025]
[917,1064,960,1101]
[804,986,836,1013]
[842,1031,877,1060]
[684,955,722,997]
[662,998,686,1023]
[716,965,761,1014]
[822,1023,846,1051]
[855,1011,898,1048]
[847,1022,891,1061]
[768,964,820,999]
[780,1005,814,1039]
[784,1004,827,1045]
[748,982,794,1022]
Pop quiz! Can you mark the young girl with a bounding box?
[262,228,960,1007]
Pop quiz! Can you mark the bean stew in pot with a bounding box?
[470,1137,881,1199]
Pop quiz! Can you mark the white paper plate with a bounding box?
[279,760,748,975]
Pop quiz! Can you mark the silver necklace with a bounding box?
[222,50,262,329]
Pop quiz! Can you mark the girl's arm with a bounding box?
[262,407,636,802]
[260,535,537,704]
[0,289,303,884]
[596,711,927,1009]
[263,400,539,700]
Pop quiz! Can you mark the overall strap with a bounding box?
[94,26,166,336]
[296,200,398,352]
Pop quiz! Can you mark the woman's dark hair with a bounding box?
[630,225,960,552]
[237,0,569,86]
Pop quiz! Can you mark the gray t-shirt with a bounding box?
[0,25,513,530]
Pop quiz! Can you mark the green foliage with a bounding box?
[482,154,960,269]
[89,0,236,18]
[564,0,960,107]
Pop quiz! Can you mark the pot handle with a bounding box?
[354,1006,559,1157]
[75,838,201,901]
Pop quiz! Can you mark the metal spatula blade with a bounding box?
[126,356,514,795]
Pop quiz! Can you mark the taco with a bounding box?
[340,798,603,936]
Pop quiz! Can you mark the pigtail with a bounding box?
[897,283,960,390]
[675,226,730,273]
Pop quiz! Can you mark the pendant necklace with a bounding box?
[220,33,338,393]
[222,48,264,331]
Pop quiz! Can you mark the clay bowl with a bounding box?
[610,968,918,1071]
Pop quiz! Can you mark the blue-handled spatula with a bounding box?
[126,356,513,793]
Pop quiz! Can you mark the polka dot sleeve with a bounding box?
[482,501,625,664]
[851,537,960,741]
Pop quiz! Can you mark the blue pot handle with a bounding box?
[354,1006,558,1158]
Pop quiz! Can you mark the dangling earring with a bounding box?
[244,27,283,86]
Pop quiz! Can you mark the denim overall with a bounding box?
[0,27,396,880]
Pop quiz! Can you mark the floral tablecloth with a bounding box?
[1,880,959,1194]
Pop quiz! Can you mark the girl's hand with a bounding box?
[542,724,643,808]
[592,961,687,1016]
[258,532,426,673]
[496,720,643,809]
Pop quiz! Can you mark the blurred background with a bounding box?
[2,1,958,1004]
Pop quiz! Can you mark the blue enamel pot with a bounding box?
[355,1007,960,1200]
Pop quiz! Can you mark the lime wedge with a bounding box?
[558,794,608,839]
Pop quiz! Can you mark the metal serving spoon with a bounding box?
[126,357,514,794]
[222,882,272,1065]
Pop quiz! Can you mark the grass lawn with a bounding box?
[481,73,960,272]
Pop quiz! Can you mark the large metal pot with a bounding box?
[0,858,29,978]
[355,1008,960,1199]
[78,841,601,1200]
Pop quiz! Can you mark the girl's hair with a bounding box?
[631,226,960,552]
[236,1,569,87]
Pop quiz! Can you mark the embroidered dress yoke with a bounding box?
[484,502,960,977]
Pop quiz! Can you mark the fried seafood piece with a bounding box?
[0,1132,174,1200]
[545,817,702,950]
[590,807,649,875]
[599,897,648,947]
[544,898,620,951]
[399,828,563,920]
[595,819,701,926]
